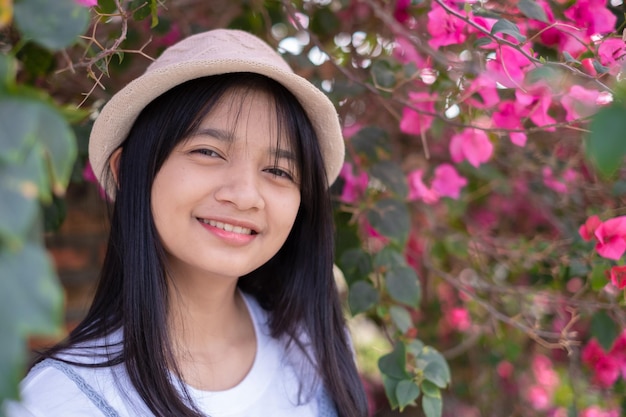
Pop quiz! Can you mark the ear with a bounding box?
[109,147,123,189]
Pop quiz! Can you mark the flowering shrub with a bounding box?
[1,0,625,416]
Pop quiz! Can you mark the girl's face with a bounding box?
[150,90,301,283]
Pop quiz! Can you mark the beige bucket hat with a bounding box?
[88,29,345,198]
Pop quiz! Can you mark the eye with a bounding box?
[192,148,222,158]
[264,166,294,181]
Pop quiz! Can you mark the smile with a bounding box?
[198,219,255,235]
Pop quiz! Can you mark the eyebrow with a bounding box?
[192,128,297,163]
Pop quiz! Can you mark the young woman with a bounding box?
[6,29,368,417]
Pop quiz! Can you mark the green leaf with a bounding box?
[0,243,64,400]
[131,0,152,21]
[310,7,340,35]
[366,198,410,245]
[473,37,493,48]
[0,97,77,195]
[369,161,409,198]
[371,60,396,89]
[491,19,526,42]
[378,342,409,380]
[524,65,562,85]
[586,103,626,178]
[0,98,40,163]
[348,281,379,314]
[374,247,407,270]
[0,54,17,89]
[339,248,372,285]
[381,375,400,409]
[0,143,50,241]
[417,346,451,387]
[390,305,413,333]
[406,339,425,356]
[386,266,421,307]
[421,380,441,398]
[590,262,609,291]
[35,103,77,195]
[592,60,610,74]
[348,127,392,163]
[13,0,89,51]
[563,51,580,64]
[396,379,420,410]
[518,0,548,23]
[422,394,443,417]
[590,310,619,350]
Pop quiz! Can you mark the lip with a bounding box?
[196,216,260,245]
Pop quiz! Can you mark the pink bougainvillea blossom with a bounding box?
[515,87,556,130]
[407,169,439,204]
[594,216,626,260]
[427,2,466,48]
[393,0,411,23]
[496,361,514,379]
[526,385,550,410]
[564,0,617,37]
[579,215,602,241]
[465,75,500,109]
[598,37,626,75]
[531,354,559,390]
[339,163,368,204]
[449,128,494,167]
[83,162,107,199]
[75,0,97,6]
[561,85,601,121]
[485,45,533,88]
[431,164,467,199]
[580,406,620,417]
[393,37,426,67]
[582,338,621,388]
[492,100,527,146]
[446,307,471,331]
[542,167,578,194]
[400,92,437,136]
[609,330,626,378]
[609,266,626,289]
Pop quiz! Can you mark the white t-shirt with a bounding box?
[4,292,337,417]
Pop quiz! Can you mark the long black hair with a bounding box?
[42,73,368,417]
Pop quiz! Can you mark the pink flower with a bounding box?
[581,406,620,417]
[83,162,107,200]
[532,354,559,390]
[75,0,97,6]
[407,169,439,204]
[497,361,514,379]
[598,38,626,75]
[446,307,471,331]
[561,85,601,121]
[592,355,620,387]
[492,100,527,146]
[582,339,606,367]
[339,163,368,203]
[609,330,626,378]
[465,75,500,109]
[400,92,437,136]
[449,128,493,168]
[526,385,550,410]
[431,164,467,199]
[485,45,532,88]
[594,216,626,260]
[393,37,426,67]
[609,266,626,289]
[427,2,466,48]
[515,87,556,130]
[393,0,411,23]
[578,215,602,241]
[564,0,617,36]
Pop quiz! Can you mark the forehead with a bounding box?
[196,88,295,150]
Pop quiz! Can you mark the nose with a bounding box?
[214,164,265,211]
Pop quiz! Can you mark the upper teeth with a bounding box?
[202,219,252,235]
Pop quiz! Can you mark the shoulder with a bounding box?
[5,360,105,417]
